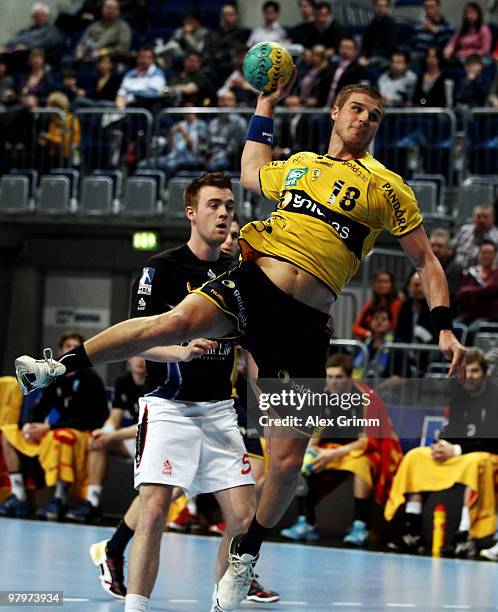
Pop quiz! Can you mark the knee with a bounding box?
[270,453,304,482]
[138,490,169,532]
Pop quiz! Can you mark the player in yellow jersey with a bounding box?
[16,81,465,612]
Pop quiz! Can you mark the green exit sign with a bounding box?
[133,231,158,250]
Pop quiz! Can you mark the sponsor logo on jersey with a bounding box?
[162,459,172,475]
[207,268,217,280]
[381,182,407,232]
[209,288,226,307]
[137,297,146,311]
[138,267,155,295]
[284,167,308,187]
[312,168,322,181]
[278,189,370,259]
[341,160,369,183]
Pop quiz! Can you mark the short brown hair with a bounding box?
[58,331,85,348]
[326,353,353,376]
[465,349,488,374]
[334,84,384,112]
[184,172,233,210]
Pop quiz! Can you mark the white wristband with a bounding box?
[102,424,116,433]
[453,444,462,456]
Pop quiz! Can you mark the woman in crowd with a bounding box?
[412,46,448,107]
[19,48,54,105]
[443,2,492,62]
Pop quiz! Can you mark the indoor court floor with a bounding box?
[2,518,498,611]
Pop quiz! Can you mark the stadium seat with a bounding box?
[474,333,498,354]
[91,169,123,213]
[10,169,38,208]
[49,168,79,212]
[38,176,71,214]
[166,177,192,221]
[407,180,437,214]
[0,175,31,214]
[135,169,166,211]
[456,182,495,221]
[80,176,114,215]
[123,177,158,216]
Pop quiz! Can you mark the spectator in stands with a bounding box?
[378,50,417,107]
[358,0,399,71]
[396,271,434,345]
[429,229,463,316]
[116,45,165,109]
[308,1,344,56]
[412,46,448,107]
[454,54,492,108]
[443,2,492,63]
[386,350,498,556]
[0,58,17,108]
[353,270,402,341]
[281,354,402,546]
[76,54,122,107]
[168,51,213,107]
[452,204,498,270]
[75,0,132,63]
[0,3,63,66]
[66,357,145,523]
[411,0,454,64]
[39,91,81,169]
[352,306,397,379]
[206,90,247,173]
[323,37,364,107]
[272,94,309,158]
[60,69,86,104]
[162,11,211,64]
[19,48,54,106]
[0,332,108,520]
[456,240,498,335]
[208,4,248,80]
[217,47,257,106]
[56,0,103,34]
[296,44,330,107]
[247,1,287,48]
[287,0,316,48]
[137,104,207,179]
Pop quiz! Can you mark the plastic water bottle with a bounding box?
[432,504,446,557]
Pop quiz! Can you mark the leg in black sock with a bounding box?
[236,518,272,557]
[106,518,134,558]
[353,497,370,524]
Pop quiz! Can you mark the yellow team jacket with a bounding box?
[239,151,423,297]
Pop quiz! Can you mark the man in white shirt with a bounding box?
[116,46,165,109]
[247,1,287,47]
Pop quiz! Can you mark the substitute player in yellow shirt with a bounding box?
[16,82,465,612]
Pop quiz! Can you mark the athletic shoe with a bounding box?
[387,533,423,554]
[480,541,498,561]
[215,534,258,611]
[343,520,369,546]
[247,576,280,603]
[0,494,29,518]
[209,522,226,536]
[65,500,101,524]
[280,516,320,542]
[166,507,199,532]
[15,348,66,395]
[89,539,127,600]
[442,531,476,559]
[36,497,66,521]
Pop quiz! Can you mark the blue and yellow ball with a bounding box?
[242,42,293,94]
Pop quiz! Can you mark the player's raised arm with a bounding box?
[399,225,466,377]
[240,68,297,194]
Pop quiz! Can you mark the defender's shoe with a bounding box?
[0,494,29,518]
[15,349,66,395]
[387,533,423,554]
[215,535,258,611]
[89,540,127,600]
[247,576,280,603]
[66,500,101,524]
[480,541,498,561]
[36,497,66,521]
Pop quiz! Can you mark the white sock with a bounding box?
[458,506,471,532]
[55,481,68,504]
[187,497,197,514]
[125,594,150,611]
[87,484,103,508]
[406,500,422,515]
[9,473,26,502]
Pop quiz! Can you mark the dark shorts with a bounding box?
[193,260,331,379]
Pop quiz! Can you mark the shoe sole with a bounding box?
[89,543,126,601]
[247,594,280,603]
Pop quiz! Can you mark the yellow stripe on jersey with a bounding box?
[240,151,422,296]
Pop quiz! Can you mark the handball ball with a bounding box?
[242,42,293,94]
[301,448,318,476]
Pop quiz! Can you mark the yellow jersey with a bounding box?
[239,151,422,297]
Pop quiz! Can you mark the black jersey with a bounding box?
[30,369,108,431]
[113,372,143,427]
[130,244,235,402]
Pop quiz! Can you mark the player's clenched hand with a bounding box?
[439,330,466,378]
[88,429,114,450]
[181,339,218,362]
